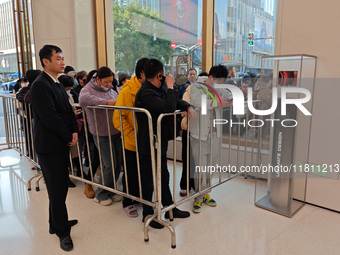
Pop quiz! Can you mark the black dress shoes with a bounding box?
[165,207,190,219]
[49,219,78,234]
[60,236,73,251]
[142,216,164,229]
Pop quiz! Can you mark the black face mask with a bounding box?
[160,75,166,85]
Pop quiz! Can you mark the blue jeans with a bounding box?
[93,133,122,201]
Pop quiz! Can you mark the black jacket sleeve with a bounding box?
[140,87,179,113]
[30,80,74,144]
[177,98,190,111]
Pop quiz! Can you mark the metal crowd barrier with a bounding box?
[59,103,163,248]
[0,95,161,246]
[67,104,158,214]
[155,102,264,248]
[0,93,265,249]
[0,95,42,191]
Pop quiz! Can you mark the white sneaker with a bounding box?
[111,195,123,202]
[94,197,112,206]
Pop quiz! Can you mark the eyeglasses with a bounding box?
[82,79,87,83]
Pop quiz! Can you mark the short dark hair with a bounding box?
[64,65,75,74]
[39,45,62,67]
[135,58,149,80]
[198,71,209,77]
[76,70,87,83]
[209,64,228,79]
[187,68,197,75]
[58,75,75,88]
[97,67,114,79]
[144,59,164,79]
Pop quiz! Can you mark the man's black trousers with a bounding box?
[38,151,70,238]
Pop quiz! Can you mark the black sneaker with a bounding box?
[165,207,190,219]
[59,236,73,251]
[142,216,164,229]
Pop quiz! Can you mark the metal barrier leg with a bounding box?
[168,209,174,222]
[163,221,176,249]
[35,175,44,191]
[27,172,42,191]
[143,213,177,249]
[143,214,155,242]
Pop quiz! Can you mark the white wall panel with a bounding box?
[275,0,340,211]
[32,0,96,71]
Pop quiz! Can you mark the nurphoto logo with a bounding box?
[200,84,312,128]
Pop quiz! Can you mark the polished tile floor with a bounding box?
[0,147,340,255]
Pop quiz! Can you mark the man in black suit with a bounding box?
[30,45,78,251]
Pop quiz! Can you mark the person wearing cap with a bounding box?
[117,72,131,93]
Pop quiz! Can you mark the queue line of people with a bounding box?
[15,43,272,251]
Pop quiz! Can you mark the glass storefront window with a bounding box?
[214,0,277,150]
[214,0,277,76]
[0,0,35,92]
[112,0,203,84]
[0,0,19,88]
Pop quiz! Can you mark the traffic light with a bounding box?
[248,32,254,46]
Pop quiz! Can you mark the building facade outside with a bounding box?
[113,0,277,75]
[0,0,18,81]
[214,0,277,73]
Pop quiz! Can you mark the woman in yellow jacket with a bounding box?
[113,58,149,218]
